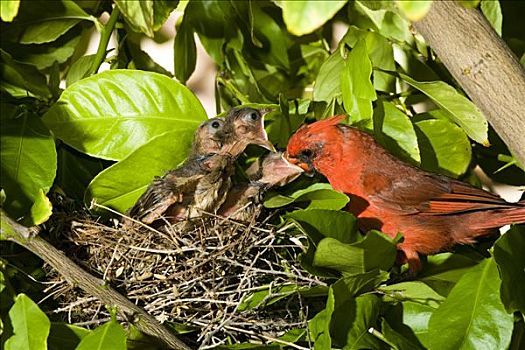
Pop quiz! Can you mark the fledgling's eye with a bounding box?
[211,121,221,129]
[250,112,258,121]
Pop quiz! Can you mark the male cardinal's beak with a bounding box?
[285,152,315,177]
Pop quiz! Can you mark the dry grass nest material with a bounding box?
[45,211,326,348]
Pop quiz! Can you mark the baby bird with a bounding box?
[218,152,303,222]
[128,107,276,225]
[128,118,227,224]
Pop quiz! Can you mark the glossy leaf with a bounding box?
[341,39,376,127]
[286,209,359,244]
[331,284,384,349]
[56,146,106,200]
[309,286,334,349]
[152,0,178,31]
[381,317,425,350]
[281,0,347,36]
[380,281,444,308]
[86,130,194,213]
[481,0,502,36]
[374,100,420,163]
[28,190,52,226]
[395,0,432,21]
[401,74,489,144]
[4,294,50,350]
[0,49,51,98]
[174,14,197,83]
[494,225,525,314]
[43,70,207,161]
[48,323,91,350]
[4,33,81,70]
[313,231,397,274]
[382,302,433,348]
[75,319,126,350]
[428,258,513,350]
[265,183,349,210]
[0,104,57,224]
[415,118,472,177]
[65,54,96,86]
[313,52,344,102]
[418,253,480,297]
[115,0,155,37]
[250,2,290,70]
[0,0,20,22]
[6,0,91,44]
[340,26,397,92]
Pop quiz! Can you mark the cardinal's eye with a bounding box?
[300,149,313,159]
[211,121,221,129]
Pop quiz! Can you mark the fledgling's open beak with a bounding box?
[256,116,276,152]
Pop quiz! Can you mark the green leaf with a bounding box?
[249,2,290,70]
[428,258,514,350]
[401,74,489,144]
[331,285,383,349]
[265,183,349,210]
[494,225,525,314]
[341,39,377,127]
[174,14,197,83]
[414,118,472,177]
[313,52,344,102]
[480,0,502,36]
[380,281,444,308]
[0,0,20,22]
[152,0,178,31]
[281,0,347,36]
[0,104,57,224]
[418,253,480,297]
[381,303,429,349]
[115,0,155,37]
[75,319,126,350]
[4,294,50,350]
[313,231,397,275]
[4,33,81,70]
[374,100,420,163]
[126,39,172,77]
[48,322,91,350]
[309,286,335,349]
[340,26,397,92]
[286,209,359,244]
[28,190,52,226]
[65,54,96,87]
[5,0,91,44]
[56,146,106,200]
[43,70,207,161]
[395,0,432,21]
[0,49,51,98]
[85,130,194,213]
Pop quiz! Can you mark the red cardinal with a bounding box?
[286,115,525,272]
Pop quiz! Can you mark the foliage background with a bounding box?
[1,0,524,349]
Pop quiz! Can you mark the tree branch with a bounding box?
[1,210,191,350]
[413,0,525,165]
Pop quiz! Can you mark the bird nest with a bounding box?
[44,210,325,348]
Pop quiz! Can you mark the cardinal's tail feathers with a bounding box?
[475,204,525,230]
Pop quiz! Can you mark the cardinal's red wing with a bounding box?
[367,161,512,216]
